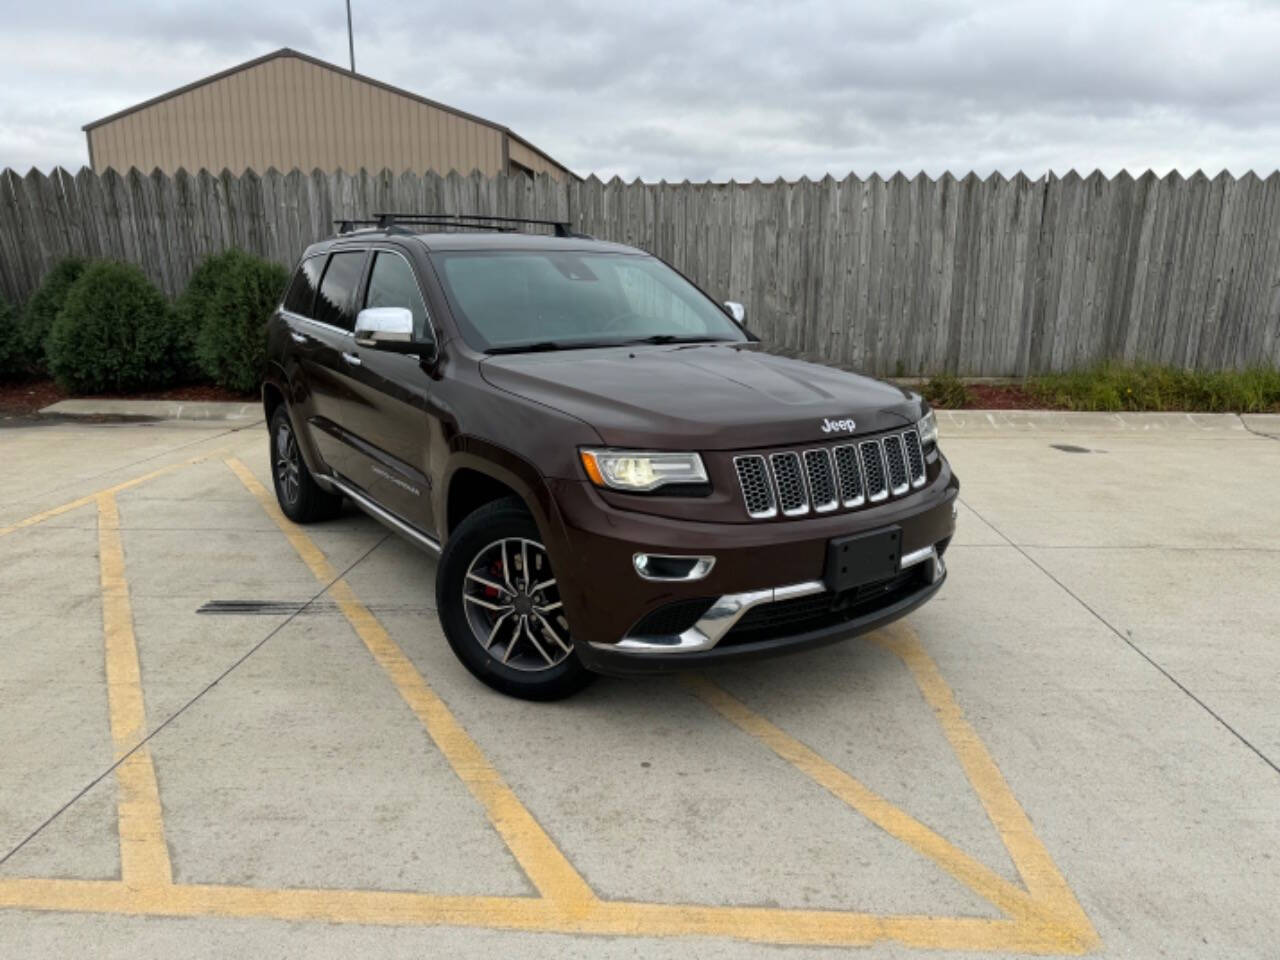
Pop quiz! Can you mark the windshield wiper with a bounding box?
[618,334,734,346]
[485,340,623,355]
[486,334,735,355]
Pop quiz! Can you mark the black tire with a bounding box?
[436,497,595,701]
[268,406,344,523]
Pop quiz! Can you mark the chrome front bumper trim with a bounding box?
[600,539,946,656]
[900,544,936,569]
[602,581,826,655]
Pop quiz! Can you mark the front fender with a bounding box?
[440,438,566,548]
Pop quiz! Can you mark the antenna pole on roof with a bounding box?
[345,0,356,72]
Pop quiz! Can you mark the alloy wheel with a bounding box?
[274,420,302,505]
[461,537,571,671]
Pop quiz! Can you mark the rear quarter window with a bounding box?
[283,256,324,317]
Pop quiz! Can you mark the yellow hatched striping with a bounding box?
[0,451,1096,953]
[872,624,1097,943]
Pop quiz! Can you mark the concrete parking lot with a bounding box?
[1,409,1278,958]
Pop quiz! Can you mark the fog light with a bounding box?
[633,553,715,581]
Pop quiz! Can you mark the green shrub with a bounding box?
[173,249,246,382]
[16,257,87,376]
[194,250,288,393]
[0,294,20,381]
[922,373,973,409]
[46,261,177,394]
[1026,364,1280,413]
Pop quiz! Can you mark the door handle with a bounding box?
[289,331,308,344]
[341,351,362,366]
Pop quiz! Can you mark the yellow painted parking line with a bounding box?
[225,457,597,910]
[97,494,173,891]
[873,623,1097,942]
[0,453,218,538]
[0,450,1096,953]
[0,877,1079,952]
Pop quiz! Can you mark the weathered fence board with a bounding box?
[1,166,1278,375]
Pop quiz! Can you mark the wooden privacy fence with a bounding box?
[2,167,1279,376]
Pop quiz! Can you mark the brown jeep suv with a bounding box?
[264,213,958,700]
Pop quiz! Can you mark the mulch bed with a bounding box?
[959,383,1041,410]
[0,379,255,416]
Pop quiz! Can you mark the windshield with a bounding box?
[432,250,748,353]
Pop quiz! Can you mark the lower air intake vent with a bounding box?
[629,598,717,638]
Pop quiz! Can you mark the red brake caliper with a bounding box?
[485,557,504,602]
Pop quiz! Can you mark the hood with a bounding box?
[479,343,922,450]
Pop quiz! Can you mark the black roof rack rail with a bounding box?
[334,218,380,234]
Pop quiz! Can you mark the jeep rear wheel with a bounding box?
[269,406,344,523]
[436,498,594,700]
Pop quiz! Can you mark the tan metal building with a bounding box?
[82,48,577,181]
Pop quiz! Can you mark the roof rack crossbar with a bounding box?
[372,212,590,239]
[334,216,516,235]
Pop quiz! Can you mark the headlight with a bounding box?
[917,409,938,447]
[579,449,708,492]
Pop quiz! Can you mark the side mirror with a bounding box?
[354,307,434,357]
[724,301,746,324]
[355,307,412,346]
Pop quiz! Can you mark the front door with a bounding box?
[340,248,440,535]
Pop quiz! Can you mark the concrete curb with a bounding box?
[937,410,1277,435]
[38,399,262,422]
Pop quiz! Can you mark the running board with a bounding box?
[325,473,442,555]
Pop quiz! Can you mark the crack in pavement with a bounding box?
[957,495,1280,780]
[1238,414,1280,443]
[0,533,390,869]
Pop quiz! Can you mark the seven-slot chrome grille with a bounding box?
[734,429,927,520]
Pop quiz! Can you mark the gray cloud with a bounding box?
[2,0,1278,178]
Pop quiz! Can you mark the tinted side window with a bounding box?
[313,251,367,330]
[283,256,323,317]
[364,251,430,340]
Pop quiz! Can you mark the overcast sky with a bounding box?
[2,0,1279,180]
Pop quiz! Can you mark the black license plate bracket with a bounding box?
[825,526,902,593]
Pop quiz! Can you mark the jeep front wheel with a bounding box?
[436,497,595,700]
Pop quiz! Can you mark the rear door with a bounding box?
[279,254,330,462]
[300,248,369,483]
